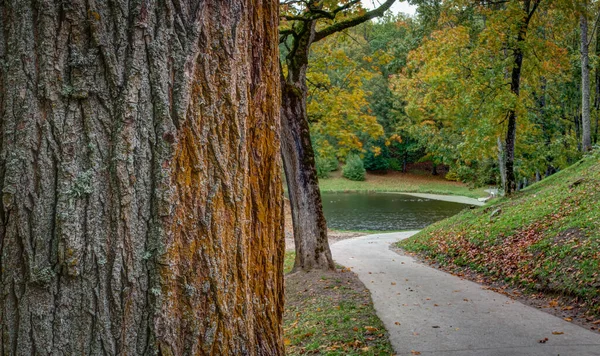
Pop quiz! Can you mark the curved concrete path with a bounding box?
[331,232,600,356]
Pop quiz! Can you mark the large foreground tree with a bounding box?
[280,0,395,272]
[0,1,284,354]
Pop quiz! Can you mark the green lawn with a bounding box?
[283,251,394,355]
[318,171,487,199]
[398,151,600,315]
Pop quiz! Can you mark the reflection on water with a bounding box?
[321,192,468,231]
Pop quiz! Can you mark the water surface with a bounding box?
[321,192,468,231]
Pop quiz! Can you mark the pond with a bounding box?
[321,192,469,231]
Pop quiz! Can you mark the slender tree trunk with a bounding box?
[279,0,395,272]
[280,19,334,272]
[581,11,592,152]
[0,1,284,355]
[594,14,600,145]
[505,1,539,195]
[497,137,507,192]
[281,83,334,272]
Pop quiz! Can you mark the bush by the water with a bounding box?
[342,154,366,181]
[315,154,338,179]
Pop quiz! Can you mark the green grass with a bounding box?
[283,251,394,355]
[397,150,600,314]
[284,251,295,274]
[318,171,487,199]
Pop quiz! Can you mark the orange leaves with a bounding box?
[363,326,379,333]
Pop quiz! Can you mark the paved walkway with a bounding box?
[331,232,600,356]
[398,193,485,206]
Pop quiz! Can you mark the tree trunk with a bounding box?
[0,1,284,355]
[280,19,334,272]
[281,83,334,272]
[497,137,507,192]
[279,0,395,272]
[594,10,600,145]
[505,1,538,195]
[581,12,592,152]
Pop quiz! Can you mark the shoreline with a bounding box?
[394,191,486,206]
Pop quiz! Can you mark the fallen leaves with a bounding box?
[411,351,422,355]
[552,331,564,335]
[563,318,573,322]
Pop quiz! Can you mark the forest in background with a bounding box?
[303,0,598,189]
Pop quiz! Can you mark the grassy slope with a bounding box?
[398,152,600,315]
[318,171,487,199]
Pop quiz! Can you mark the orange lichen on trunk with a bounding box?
[155,2,284,355]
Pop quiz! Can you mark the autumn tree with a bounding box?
[502,0,542,194]
[279,0,395,272]
[307,32,386,163]
[0,1,284,354]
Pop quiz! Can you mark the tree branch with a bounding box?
[313,0,396,42]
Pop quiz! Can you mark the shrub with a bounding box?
[388,158,403,172]
[315,154,338,179]
[363,149,390,172]
[445,171,460,182]
[342,154,366,181]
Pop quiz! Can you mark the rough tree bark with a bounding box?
[280,0,395,272]
[0,1,284,355]
[581,9,592,152]
[505,0,540,195]
[595,26,600,145]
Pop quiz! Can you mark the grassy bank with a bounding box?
[397,152,600,319]
[283,252,394,355]
[318,171,487,199]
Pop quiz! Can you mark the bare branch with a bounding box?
[313,0,396,42]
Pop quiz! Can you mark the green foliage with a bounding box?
[363,142,390,172]
[388,158,403,172]
[444,171,460,182]
[363,151,390,172]
[303,1,594,189]
[342,154,366,181]
[391,1,584,187]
